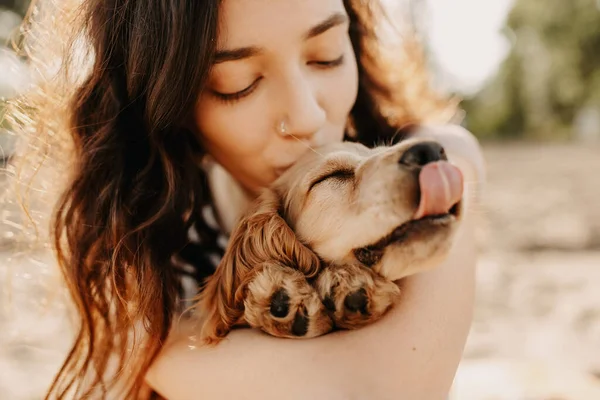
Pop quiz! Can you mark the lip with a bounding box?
[274,164,294,177]
[359,200,462,251]
[388,200,461,243]
[352,210,459,266]
[389,212,456,242]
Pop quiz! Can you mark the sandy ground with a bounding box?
[1,142,599,399]
[452,142,600,400]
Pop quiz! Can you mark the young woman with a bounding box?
[6,0,485,398]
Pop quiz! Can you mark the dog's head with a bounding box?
[197,138,464,343]
[272,138,464,279]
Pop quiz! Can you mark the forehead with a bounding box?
[217,0,347,48]
[299,141,373,168]
[319,141,370,157]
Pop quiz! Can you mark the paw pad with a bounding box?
[270,288,290,318]
[344,288,369,314]
[291,306,309,336]
[322,294,336,312]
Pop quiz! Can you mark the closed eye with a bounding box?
[308,169,354,191]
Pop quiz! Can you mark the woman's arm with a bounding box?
[146,125,485,400]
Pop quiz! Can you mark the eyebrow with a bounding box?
[214,12,349,64]
[214,46,262,64]
[304,12,349,40]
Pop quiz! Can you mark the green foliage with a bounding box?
[461,0,600,140]
[0,0,30,17]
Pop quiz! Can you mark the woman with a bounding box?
[6,0,485,398]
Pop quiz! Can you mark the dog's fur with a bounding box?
[196,138,463,344]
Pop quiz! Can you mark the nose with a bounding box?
[399,141,447,167]
[280,74,326,140]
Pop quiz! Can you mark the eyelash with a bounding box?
[212,55,346,104]
[309,168,354,191]
[311,54,345,68]
[211,77,263,104]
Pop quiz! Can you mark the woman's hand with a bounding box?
[146,124,485,400]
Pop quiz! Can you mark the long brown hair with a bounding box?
[2,0,457,398]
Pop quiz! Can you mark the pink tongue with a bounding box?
[413,161,464,219]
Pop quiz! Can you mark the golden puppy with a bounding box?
[196,138,464,344]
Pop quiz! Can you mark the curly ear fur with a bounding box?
[196,189,321,345]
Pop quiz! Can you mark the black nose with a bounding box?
[399,141,447,167]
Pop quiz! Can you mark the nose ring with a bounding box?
[277,118,288,136]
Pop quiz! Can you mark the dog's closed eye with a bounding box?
[309,169,354,191]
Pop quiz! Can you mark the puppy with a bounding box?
[196,138,464,344]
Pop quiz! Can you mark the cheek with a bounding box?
[295,189,353,242]
[193,96,272,157]
[325,51,359,123]
[296,195,367,262]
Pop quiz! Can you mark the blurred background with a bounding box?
[1,0,599,399]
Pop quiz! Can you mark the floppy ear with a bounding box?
[196,189,321,345]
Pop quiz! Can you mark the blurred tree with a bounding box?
[0,0,32,159]
[0,0,30,16]
[461,0,600,141]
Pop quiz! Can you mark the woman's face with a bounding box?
[193,0,359,195]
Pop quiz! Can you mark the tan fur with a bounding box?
[195,190,323,344]
[244,263,333,338]
[314,264,401,330]
[196,138,463,344]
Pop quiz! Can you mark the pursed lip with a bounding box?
[274,164,295,178]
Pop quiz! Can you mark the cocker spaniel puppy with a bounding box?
[196,138,464,344]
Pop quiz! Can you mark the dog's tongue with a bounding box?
[414,161,464,219]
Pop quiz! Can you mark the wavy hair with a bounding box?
[1,0,458,398]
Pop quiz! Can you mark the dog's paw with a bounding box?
[315,264,401,330]
[243,263,333,338]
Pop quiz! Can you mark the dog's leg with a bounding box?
[243,262,334,338]
[314,264,401,330]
